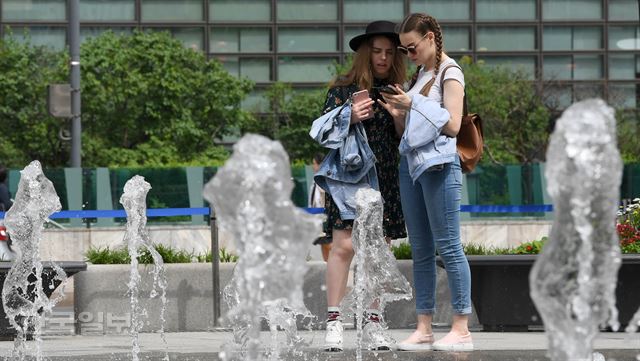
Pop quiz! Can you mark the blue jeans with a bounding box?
[399,155,472,315]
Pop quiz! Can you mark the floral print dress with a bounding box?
[322,79,407,239]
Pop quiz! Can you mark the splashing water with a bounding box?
[120,175,169,361]
[1,160,68,361]
[530,99,623,361]
[345,188,412,360]
[203,134,322,361]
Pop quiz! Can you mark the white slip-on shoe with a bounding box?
[432,332,474,352]
[396,330,434,351]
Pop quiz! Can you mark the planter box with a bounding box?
[464,254,640,331]
[0,261,87,339]
[74,263,234,334]
[74,261,480,334]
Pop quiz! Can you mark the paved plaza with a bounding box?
[0,327,637,360]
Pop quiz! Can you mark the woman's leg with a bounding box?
[398,158,437,347]
[325,228,354,307]
[419,160,472,347]
[324,228,354,351]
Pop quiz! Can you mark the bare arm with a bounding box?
[441,79,465,137]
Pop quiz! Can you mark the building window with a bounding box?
[216,57,271,82]
[410,0,470,20]
[79,0,135,21]
[608,54,640,80]
[4,26,66,50]
[544,55,603,80]
[210,28,271,53]
[543,26,602,51]
[542,0,602,20]
[477,26,536,51]
[343,0,404,22]
[141,0,203,22]
[476,0,536,20]
[478,56,536,79]
[278,27,338,53]
[241,90,269,112]
[544,85,573,110]
[609,0,639,21]
[276,0,338,21]
[146,27,204,51]
[277,57,337,82]
[608,26,640,50]
[80,27,133,43]
[2,0,66,21]
[609,83,637,109]
[344,26,366,51]
[443,26,470,52]
[210,0,271,21]
[574,83,603,101]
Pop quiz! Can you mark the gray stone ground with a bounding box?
[0,328,637,360]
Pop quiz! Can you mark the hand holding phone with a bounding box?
[351,89,374,122]
[374,85,399,95]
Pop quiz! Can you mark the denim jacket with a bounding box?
[399,94,455,182]
[309,103,379,220]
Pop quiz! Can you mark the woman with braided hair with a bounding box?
[377,12,472,352]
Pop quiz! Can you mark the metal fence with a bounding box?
[2,163,639,226]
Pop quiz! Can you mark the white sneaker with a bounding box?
[324,320,343,351]
[362,322,392,351]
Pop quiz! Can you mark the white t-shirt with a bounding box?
[406,57,465,104]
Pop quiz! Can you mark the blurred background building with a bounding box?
[0,0,638,111]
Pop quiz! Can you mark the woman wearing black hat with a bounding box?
[321,20,407,352]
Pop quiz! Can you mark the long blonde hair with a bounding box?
[331,35,405,91]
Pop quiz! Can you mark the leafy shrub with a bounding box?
[392,242,412,260]
[617,198,640,253]
[85,246,130,264]
[85,245,238,264]
[463,243,512,255]
[195,249,239,263]
[512,237,547,254]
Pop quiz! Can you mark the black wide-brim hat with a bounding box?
[349,20,399,52]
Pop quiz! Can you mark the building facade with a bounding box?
[1,0,638,111]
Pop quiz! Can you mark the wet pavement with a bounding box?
[0,329,637,360]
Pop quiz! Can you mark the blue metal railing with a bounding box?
[0,205,554,220]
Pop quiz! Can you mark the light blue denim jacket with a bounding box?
[399,94,454,182]
[309,103,379,220]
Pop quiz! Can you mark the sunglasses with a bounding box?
[397,33,429,55]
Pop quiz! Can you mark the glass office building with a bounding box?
[1,0,638,110]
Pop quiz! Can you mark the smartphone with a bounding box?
[352,89,370,103]
[374,85,399,95]
[351,89,374,119]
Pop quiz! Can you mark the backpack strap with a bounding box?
[439,64,468,116]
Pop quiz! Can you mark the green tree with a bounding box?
[244,59,352,162]
[80,30,253,167]
[244,83,327,162]
[459,56,551,165]
[0,36,69,167]
[616,110,640,163]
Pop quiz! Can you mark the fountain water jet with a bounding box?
[346,188,412,359]
[530,99,622,361]
[1,160,68,361]
[203,134,322,361]
[120,175,169,361]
